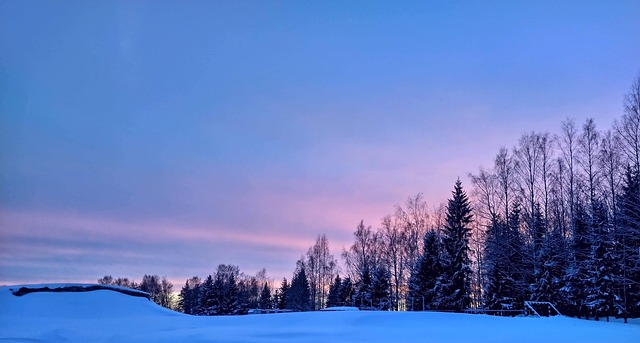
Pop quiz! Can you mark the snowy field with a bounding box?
[1,284,638,343]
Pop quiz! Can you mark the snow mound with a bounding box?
[0,284,178,319]
[1,284,639,342]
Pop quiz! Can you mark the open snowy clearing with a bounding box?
[0,285,638,343]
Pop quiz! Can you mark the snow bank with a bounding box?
[1,284,638,343]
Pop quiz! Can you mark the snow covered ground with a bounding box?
[1,284,638,343]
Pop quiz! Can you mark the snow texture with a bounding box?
[0,284,638,343]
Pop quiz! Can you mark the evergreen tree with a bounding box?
[355,266,373,309]
[277,278,289,310]
[484,219,512,311]
[286,260,311,311]
[486,202,529,311]
[178,276,201,315]
[616,167,640,321]
[563,201,591,318]
[532,223,566,307]
[206,264,242,315]
[529,203,567,306]
[371,266,391,310]
[198,275,217,315]
[529,204,547,288]
[327,275,342,308]
[222,273,241,315]
[440,179,474,312]
[237,276,259,313]
[506,203,529,305]
[408,230,443,311]
[339,277,355,307]
[586,200,617,321]
[210,273,224,315]
[259,283,272,309]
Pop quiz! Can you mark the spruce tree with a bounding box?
[371,266,391,310]
[440,179,473,312]
[484,219,512,311]
[506,203,528,304]
[277,278,289,310]
[286,261,311,311]
[616,167,640,321]
[563,201,591,318]
[586,200,616,321]
[530,204,567,306]
[485,202,528,311]
[408,230,443,311]
[339,277,354,307]
[532,224,566,307]
[259,283,272,310]
[327,275,342,308]
[178,276,201,315]
[198,275,217,316]
[355,266,373,309]
[222,273,240,315]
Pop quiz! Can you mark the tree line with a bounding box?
[468,75,640,322]
[98,74,640,323]
[327,74,640,322]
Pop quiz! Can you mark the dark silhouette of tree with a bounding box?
[286,259,311,311]
[408,230,443,311]
[327,275,342,308]
[277,278,289,310]
[440,179,474,312]
[178,276,201,315]
[259,283,272,310]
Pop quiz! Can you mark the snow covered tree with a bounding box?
[214,265,242,315]
[563,201,592,318]
[408,230,443,311]
[440,179,474,312]
[325,274,355,308]
[532,223,566,307]
[482,202,531,311]
[178,276,201,315]
[354,266,373,310]
[198,275,218,315]
[225,273,241,314]
[617,166,640,321]
[504,203,529,306]
[484,219,513,311]
[586,200,617,321]
[371,266,392,310]
[339,277,355,307]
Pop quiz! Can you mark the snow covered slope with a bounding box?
[0,284,638,343]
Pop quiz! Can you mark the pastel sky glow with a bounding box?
[1,1,639,285]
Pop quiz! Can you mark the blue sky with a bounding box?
[1,0,639,285]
